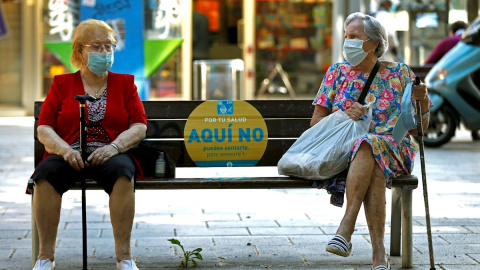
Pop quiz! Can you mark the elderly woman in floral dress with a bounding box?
[310,12,432,270]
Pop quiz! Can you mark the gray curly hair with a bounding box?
[344,12,388,58]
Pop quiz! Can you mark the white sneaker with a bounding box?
[32,259,55,270]
[117,259,139,270]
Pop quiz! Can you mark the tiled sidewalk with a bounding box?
[1,117,479,269]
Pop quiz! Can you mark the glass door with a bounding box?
[249,0,333,99]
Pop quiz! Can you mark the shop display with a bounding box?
[255,0,333,98]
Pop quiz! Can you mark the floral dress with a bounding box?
[313,61,427,188]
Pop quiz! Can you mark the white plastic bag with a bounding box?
[278,105,372,180]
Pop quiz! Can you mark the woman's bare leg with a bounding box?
[364,164,388,268]
[109,176,135,262]
[335,142,376,242]
[33,180,62,261]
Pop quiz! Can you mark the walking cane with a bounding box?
[413,77,436,269]
[74,94,95,270]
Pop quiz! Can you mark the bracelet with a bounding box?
[110,143,122,155]
[422,110,430,119]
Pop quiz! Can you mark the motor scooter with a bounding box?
[424,16,480,147]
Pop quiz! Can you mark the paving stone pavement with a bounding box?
[0,117,479,270]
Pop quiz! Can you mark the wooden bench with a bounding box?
[410,65,434,82]
[28,100,418,268]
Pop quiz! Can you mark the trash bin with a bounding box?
[193,59,244,100]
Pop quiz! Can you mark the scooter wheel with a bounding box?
[422,106,457,147]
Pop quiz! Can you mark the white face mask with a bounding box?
[343,38,372,66]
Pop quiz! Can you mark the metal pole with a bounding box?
[74,94,95,270]
[414,77,436,269]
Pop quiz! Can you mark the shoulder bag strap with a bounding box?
[357,60,381,105]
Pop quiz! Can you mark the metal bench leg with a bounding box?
[31,194,39,267]
[401,186,414,268]
[390,187,401,256]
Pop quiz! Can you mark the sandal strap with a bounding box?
[372,262,391,270]
[327,235,351,252]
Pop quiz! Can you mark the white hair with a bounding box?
[344,12,388,58]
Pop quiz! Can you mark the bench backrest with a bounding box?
[410,65,433,81]
[34,100,314,167]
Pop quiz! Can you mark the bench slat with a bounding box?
[391,175,418,187]
[34,100,315,120]
[122,139,298,167]
[34,138,299,167]
[35,118,311,139]
[144,118,311,139]
[410,65,433,81]
[134,178,312,189]
[28,175,417,191]
[142,100,314,119]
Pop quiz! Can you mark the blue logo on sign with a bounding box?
[217,100,234,115]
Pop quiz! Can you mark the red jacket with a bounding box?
[38,71,147,172]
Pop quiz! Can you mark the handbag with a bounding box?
[277,61,380,180]
[128,142,176,178]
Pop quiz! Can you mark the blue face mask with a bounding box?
[342,38,372,66]
[85,51,114,76]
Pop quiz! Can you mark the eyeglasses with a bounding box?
[84,43,117,52]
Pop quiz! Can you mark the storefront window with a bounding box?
[41,0,186,100]
[194,0,242,58]
[42,0,79,97]
[396,0,468,65]
[145,0,185,100]
[254,0,333,99]
[449,0,468,24]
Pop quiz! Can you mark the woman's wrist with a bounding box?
[420,105,430,114]
[421,110,430,119]
[110,143,122,155]
[420,96,430,113]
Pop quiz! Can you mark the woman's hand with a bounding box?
[63,150,83,171]
[345,102,367,121]
[86,123,147,167]
[412,81,430,113]
[409,80,430,135]
[86,144,118,167]
[37,125,86,171]
[411,82,428,101]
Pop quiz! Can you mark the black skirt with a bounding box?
[32,154,136,195]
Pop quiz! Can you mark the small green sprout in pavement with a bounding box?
[168,238,203,268]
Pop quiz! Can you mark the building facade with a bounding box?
[0,0,475,115]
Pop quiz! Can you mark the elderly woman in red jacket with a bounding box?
[32,19,146,270]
